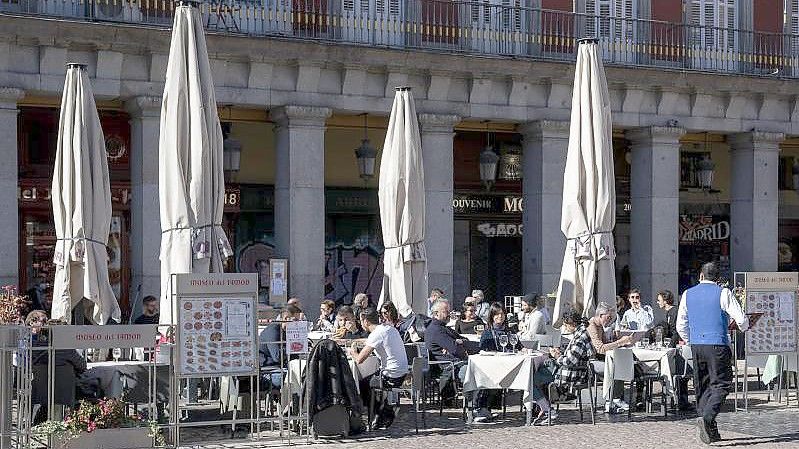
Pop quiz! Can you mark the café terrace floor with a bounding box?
[178,377,799,449]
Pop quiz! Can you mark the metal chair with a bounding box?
[548,360,596,425]
[672,345,694,410]
[368,356,428,434]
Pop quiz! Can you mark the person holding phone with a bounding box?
[676,262,752,445]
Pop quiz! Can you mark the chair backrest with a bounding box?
[416,343,430,361]
[610,348,635,381]
[410,356,429,391]
[681,345,694,372]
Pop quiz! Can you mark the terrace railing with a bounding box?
[1,0,797,77]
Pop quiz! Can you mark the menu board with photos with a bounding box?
[177,297,257,376]
[745,291,798,354]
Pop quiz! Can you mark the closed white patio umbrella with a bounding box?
[553,39,617,322]
[51,63,121,324]
[378,87,428,318]
[159,2,232,325]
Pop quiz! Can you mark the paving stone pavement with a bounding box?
[177,396,799,449]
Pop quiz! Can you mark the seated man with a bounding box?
[315,299,336,332]
[518,294,547,339]
[350,308,408,429]
[333,306,368,339]
[586,302,636,413]
[259,305,304,366]
[425,300,489,422]
[619,288,654,331]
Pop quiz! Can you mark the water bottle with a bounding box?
[655,328,663,348]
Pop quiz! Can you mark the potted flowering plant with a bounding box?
[33,398,164,448]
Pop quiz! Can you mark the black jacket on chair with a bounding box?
[304,339,364,430]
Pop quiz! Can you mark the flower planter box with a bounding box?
[55,427,153,449]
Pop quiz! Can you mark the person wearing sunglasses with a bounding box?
[619,288,654,331]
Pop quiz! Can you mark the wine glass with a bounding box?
[498,334,509,353]
[508,334,519,352]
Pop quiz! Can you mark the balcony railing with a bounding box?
[2,0,797,78]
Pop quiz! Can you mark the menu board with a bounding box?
[745,291,798,354]
[177,297,257,376]
[285,321,309,355]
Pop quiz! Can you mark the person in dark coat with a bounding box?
[30,318,86,424]
[304,339,364,435]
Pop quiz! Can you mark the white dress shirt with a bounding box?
[621,305,654,330]
[676,280,748,344]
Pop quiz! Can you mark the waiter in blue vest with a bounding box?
[676,262,752,445]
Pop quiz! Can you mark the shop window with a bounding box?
[779,156,792,191]
[680,151,710,189]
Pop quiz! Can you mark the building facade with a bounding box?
[1,0,799,318]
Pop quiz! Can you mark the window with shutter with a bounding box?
[388,0,399,16]
[791,0,798,35]
[343,0,354,11]
[688,1,737,50]
[483,0,490,25]
[585,0,635,39]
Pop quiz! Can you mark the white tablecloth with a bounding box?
[462,352,547,425]
[602,347,676,401]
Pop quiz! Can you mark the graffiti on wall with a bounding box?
[325,244,383,306]
[236,240,384,305]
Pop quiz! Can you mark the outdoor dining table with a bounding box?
[602,346,677,402]
[82,360,170,402]
[461,351,548,426]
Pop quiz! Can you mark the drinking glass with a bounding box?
[508,334,519,352]
[641,337,650,349]
[498,334,509,353]
[475,325,485,334]
[112,347,122,362]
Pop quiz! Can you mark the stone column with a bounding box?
[727,131,783,273]
[520,120,570,298]
[626,126,684,306]
[418,113,460,307]
[0,87,23,289]
[272,106,331,312]
[126,96,162,313]
[0,87,22,449]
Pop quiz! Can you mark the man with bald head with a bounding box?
[425,299,490,422]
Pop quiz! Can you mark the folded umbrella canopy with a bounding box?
[159,2,232,325]
[51,63,121,324]
[553,40,617,322]
[378,87,428,317]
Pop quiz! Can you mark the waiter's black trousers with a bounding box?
[692,344,733,422]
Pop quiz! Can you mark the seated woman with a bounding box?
[550,310,595,397]
[454,302,485,335]
[379,302,400,327]
[333,306,368,339]
[479,302,522,352]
